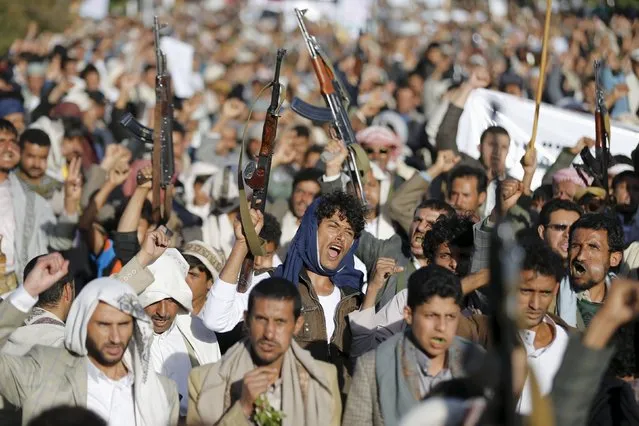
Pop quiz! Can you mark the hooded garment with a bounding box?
[64,277,172,426]
[365,162,395,240]
[140,249,221,365]
[274,197,363,290]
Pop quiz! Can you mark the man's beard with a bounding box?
[569,275,599,292]
[86,335,128,367]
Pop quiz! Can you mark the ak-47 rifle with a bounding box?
[576,60,615,203]
[236,48,287,293]
[291,9,368,205]
[120,16,175,226]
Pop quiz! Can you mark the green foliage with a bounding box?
[0,0,71,55]
[252,394,286,426]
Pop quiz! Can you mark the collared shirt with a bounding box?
[86,358,135,426]
[406,337,453,397]
[149,320,192,417]
[516,315,569,415]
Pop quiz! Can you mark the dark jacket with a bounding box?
[588,376,639,426]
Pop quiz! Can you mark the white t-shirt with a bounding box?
[318,285,341,342]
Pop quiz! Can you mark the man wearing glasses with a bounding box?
[537,199,584,266]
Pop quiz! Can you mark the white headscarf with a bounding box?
[64,277,172,426]
[140,249,193,312]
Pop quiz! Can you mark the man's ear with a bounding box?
[538,225,545,240]
[63,282,74,302]
[610,251,623,268]
[293,315,304,336]
[207,279,213,291]
[478,191,487,206]
[403,305,413,326]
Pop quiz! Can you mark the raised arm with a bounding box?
[201,209,264,332]
[118,166,152,233]
[113,227,170,294]
[388,150,459,234]
[0,253,69,407]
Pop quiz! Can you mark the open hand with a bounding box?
[64,157,83,211]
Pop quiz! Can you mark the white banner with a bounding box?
[456,89,639,189]
[79,0,110,20]
[160,37,195,99]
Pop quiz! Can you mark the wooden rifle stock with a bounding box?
[237,49,286,293]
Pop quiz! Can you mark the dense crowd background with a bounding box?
[1,0,639,425]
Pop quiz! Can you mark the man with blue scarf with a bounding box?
[201,190,367,395]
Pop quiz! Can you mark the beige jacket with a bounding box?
[187,340,342,426]
[0,257,179,426]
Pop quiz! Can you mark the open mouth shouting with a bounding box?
[327,243,343,262]
[571,261,587,279]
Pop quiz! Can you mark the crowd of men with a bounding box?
[1,0,639,425]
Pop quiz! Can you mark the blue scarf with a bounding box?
[274,198,363,290]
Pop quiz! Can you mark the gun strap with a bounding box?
[349,143,371,182]
[237,81,287,257]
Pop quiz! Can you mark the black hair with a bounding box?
[19,128,51,148]
[79,64,99,80]
[479,125,510,145]
[532,184,553,203]
[315,191,367,239]
[448,165,488,195]
[519,237,565,283]
[538,198,583,227]
[260,212,282,248]
[292,167,323,190]
[422,215,475,275]
[569,213,625,254]
[612,170,637,190]
[61,117,86,139]
[304,144,324,159]
[415,199,456,218]
[0,118,18,138]
[612,155,633,166]
[172,120,186,137]
[23,254,73,309]
[86,90,106,105]
[292,124,310,139]
[407,265,463,310]
[607,321,639,379]
[27,405,106,426]
[247,277,302,320]
[182,254,212,282]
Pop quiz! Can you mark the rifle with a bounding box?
[291,8,368,206]
[236,49,287,293]
[576,60,615,204]
[120,16,175,226]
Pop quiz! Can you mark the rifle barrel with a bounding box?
[295,9,317,58]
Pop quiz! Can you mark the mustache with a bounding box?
[257,338,280,347]
[152,314,171,321]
